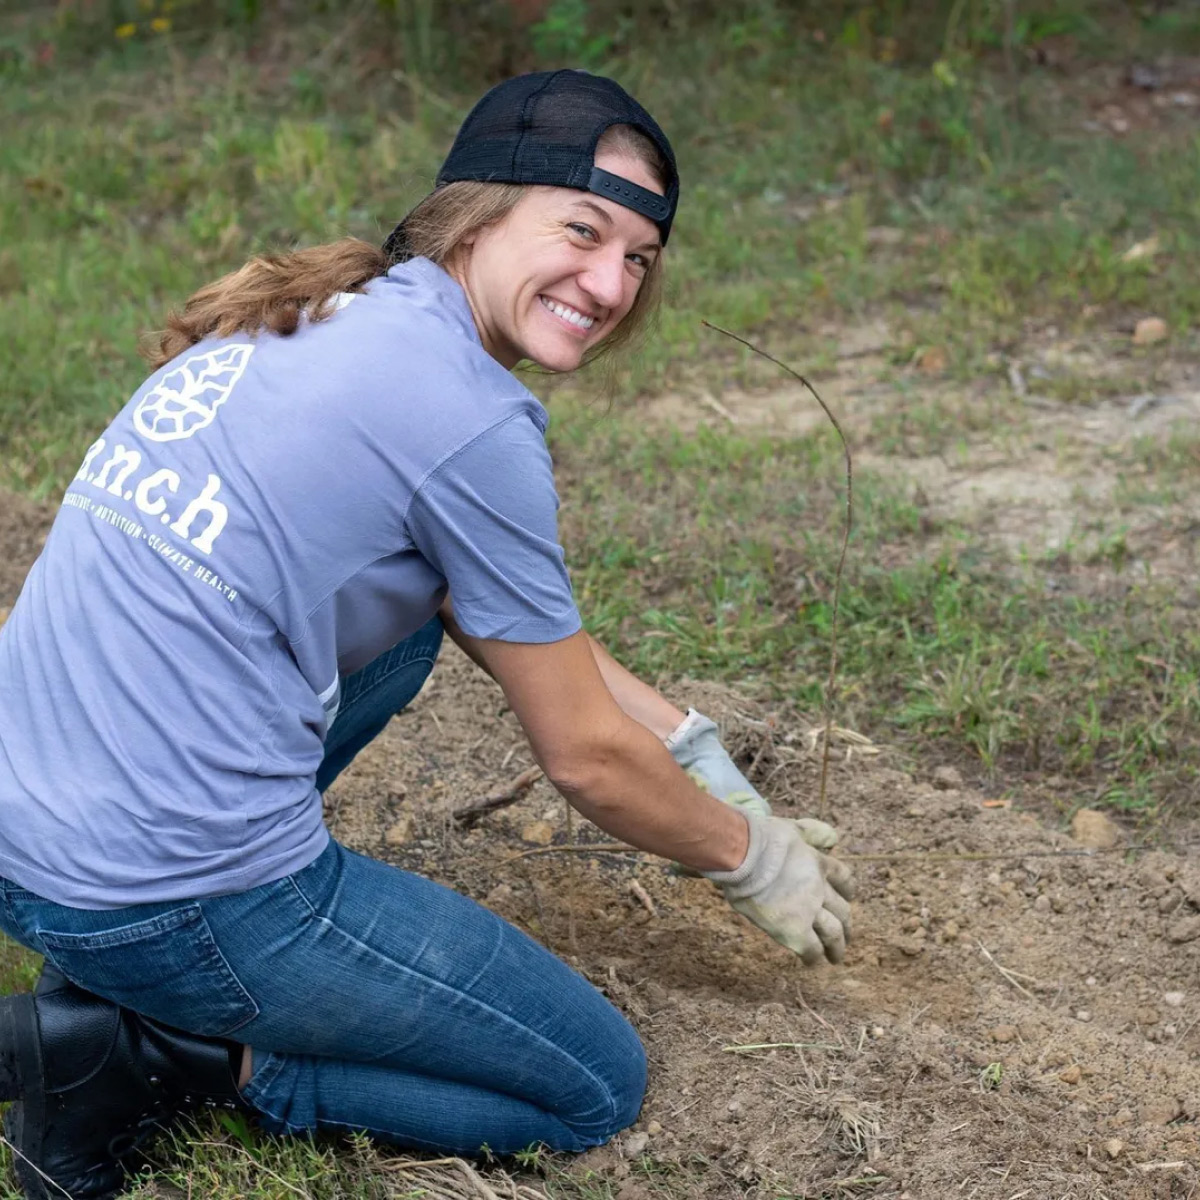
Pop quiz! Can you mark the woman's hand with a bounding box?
[664,709,842,854]
[704,815,855,965]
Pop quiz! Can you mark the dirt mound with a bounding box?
[327,651,1200,1199]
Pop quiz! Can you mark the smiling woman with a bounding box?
[0,69,854,1200]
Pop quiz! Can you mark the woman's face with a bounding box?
[450,149,664,372]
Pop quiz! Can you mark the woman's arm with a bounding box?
[440,597,683,740]
[438,598,746,872]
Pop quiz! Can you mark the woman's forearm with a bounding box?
[584,634,684,741]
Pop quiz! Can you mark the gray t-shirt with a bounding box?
[0,257,581,908]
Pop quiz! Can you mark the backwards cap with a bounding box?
[383,69,679,258]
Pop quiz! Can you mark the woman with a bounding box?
[0,70,854,1200]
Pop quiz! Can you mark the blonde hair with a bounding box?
[144,124,670,373]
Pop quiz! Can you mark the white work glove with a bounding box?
[665,708,840,849]
[704,815,855,965]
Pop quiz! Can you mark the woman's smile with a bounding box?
[538,295,598,334]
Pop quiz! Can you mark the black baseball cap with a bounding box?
[383,69,679,259]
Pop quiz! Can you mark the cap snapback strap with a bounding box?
[587,166,672,231]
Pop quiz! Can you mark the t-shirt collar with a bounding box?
[383,256,482,347]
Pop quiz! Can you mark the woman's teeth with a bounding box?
[540,296,595,329]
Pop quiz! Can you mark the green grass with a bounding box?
[549,403,1199,818]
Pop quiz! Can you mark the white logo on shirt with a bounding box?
[134,344,255,442]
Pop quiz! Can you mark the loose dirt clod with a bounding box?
[1070,807,1123,849]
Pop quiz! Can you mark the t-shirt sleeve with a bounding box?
[405,412,582,643]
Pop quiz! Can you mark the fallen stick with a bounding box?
[628,878,657,917]
[502,842,645,864]
[452,765,543,828]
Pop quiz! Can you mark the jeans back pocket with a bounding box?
[38,903,259,1039]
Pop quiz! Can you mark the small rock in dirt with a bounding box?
[646,1120,663,1136]
[1163,991,1185,1007]
[1167,914,1200,944]
[1086,976,1097,986]
[1034,895,1051,913]
[871,1026,885,1038]
[943,920,959,938]
[520,819,555,846]
[989,1025,1018,1044]
[1070,808,1122,850]
[1075,1010,1092,1022]
[485,883,514,906]
[383,817,412,846]
[1059,1065,1082,1085]
[1138,1006,1160,1026]
[932,765,963,790]
[1164,1024,1177,1037]
[1140,1098,1182,1126]
[623,1132,649,1156]
[1104,1138,1124,1159]
[1132,316,1168,345]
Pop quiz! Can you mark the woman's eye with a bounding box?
[627,253,650,271]
[568,222,597,241]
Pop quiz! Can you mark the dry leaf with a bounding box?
[917,345,948,374]
[1121,235,1160,262]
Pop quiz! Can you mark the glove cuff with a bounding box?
[664,708,717,754]
[701,813,767,888]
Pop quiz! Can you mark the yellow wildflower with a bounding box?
[151,16,171,32]
[115,22,137,39]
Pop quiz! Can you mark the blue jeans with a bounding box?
[0,617,646,1153]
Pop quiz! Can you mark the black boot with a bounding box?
[0,974,246,1200]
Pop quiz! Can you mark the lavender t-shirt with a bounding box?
[0,257,581,908]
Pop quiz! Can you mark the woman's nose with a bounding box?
[578,251,627,310]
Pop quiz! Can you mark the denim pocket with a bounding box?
[38,904,259,1038]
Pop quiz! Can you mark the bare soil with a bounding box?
[1,449,1197,1197]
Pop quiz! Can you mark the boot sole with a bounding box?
[0,995,38,1102]
[0,995,51,1200]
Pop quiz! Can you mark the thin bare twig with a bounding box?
[0,1137,74,1199]
[702,321,853,820]
[564,796,579,956]
[721,1041,842,1053]
[501,842,645,864]
[977,941,1040,1001]
[453,765,543,827]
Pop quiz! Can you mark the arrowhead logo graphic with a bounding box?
[134,343,255,442]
